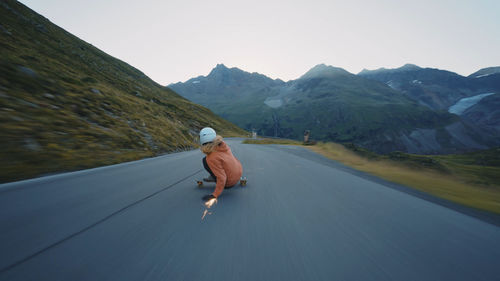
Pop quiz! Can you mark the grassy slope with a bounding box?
[0,0,246,183]
[244,139,500,214]
[311,143,500,214]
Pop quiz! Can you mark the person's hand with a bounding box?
[202,194,216,201]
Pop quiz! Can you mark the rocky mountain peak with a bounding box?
[208,63,229,76]
[299,64,350,80]
[215,63,228,70]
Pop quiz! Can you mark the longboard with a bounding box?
[197,177,247,187]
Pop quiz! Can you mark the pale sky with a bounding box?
[18,0,500,84]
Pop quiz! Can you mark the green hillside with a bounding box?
[0,0,246,183]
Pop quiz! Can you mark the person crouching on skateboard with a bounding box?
[199,127,243,201]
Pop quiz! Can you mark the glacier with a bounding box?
[448,93,495,115]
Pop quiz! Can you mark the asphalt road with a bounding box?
[1,139,499,281]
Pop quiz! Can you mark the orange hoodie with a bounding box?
[206,141,243,198]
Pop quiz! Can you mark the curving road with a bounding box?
[1,139,499,281]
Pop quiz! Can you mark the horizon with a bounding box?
[18,0,500,85]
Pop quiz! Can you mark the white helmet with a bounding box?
[199,127,216,145]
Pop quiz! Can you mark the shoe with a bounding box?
[203,176,216,182]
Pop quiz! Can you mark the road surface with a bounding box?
[1,139,499,280]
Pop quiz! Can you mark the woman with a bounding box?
[199,127,243,201]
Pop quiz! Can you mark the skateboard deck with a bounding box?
[197,177,247,187]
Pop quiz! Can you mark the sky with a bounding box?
[18,0,500,85]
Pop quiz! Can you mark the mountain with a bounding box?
[358,64,472,110]
[358,64,500,146]
[261,65,461,153]
[358,64,500,111]
[170,63,497,154]
[0,0,246,183]
[169,64,284,109]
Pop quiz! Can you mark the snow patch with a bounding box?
[386,80,397,89]
[264,98,283,108]
[475,73,493,78]
[448,93,495,115]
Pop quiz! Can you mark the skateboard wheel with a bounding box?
[197,180,203,187]
[240,177,247,186]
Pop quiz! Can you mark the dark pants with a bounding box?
[203,157,216,180]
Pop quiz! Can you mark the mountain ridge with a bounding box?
[358,64,422,75]
[469,66,500,78]
[357,64,500,111]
